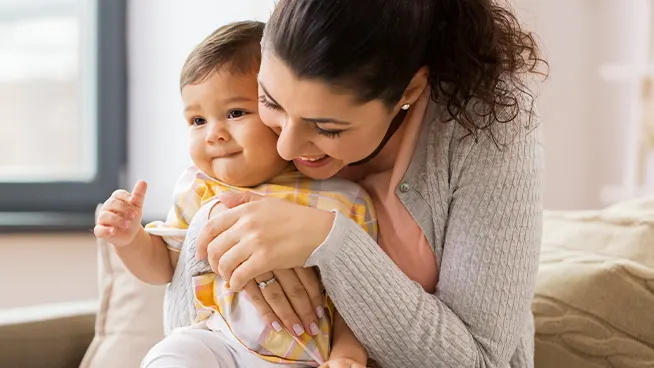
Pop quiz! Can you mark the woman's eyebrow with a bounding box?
[258,80,281,105]
[258,80,350,126]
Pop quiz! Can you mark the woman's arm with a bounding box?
[306,126,543,368]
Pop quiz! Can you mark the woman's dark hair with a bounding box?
[263,0,547,135]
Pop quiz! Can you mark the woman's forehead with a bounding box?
[258,54,384,118]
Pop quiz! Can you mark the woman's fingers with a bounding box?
[254,272,305,336]
[208,227,244,281]
[275,269,320,336]
[243,279,283,332]
[294,267,325,319]
[218,191,263,209]
[196,209,240,261]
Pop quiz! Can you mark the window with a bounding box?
[0,0,126,230]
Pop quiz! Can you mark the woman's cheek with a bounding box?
[258,106,281,131]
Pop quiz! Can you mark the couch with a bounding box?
[1,197,653,368]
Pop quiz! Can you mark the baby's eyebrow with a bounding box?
[223,96,256,104]
[184,104,200,112]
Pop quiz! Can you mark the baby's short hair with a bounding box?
[180,20,264,90]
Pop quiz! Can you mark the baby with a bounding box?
[94,21,376,368]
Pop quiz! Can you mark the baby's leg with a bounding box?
[141,327,236,368]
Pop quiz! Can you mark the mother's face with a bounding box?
[257,53,395,179]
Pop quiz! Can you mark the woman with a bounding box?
[194,0,545,366]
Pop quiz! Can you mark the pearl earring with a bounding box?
[401,103,411,111]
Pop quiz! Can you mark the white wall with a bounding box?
[0,234,97,309]
[127,0,276,219]
[515,0,651,209]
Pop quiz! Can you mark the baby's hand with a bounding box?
[94,181,147,247]
[320,358,367,368]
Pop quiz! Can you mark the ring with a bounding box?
[257,276,277,289]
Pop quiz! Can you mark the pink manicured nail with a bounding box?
[310,322,320,336]
[272,321,282,332]
[316,306,325,319]
[124,221,131,228]
[292,323,305,336]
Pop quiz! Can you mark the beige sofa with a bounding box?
[1,197,653,368]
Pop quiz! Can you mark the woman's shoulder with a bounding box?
[419,98,542,166]
[407,98,542,200]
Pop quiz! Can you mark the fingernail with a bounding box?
[128,195,134,203]
[292,323,304,336]
[129,211,136,219]
[310,322,320,336]
[272,321,282,332]
[109,227,115,235]
[124,220,131,228]
[316,306,325,319]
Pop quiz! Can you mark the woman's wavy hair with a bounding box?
[263,0,547,136]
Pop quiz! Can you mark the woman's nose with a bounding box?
[276,120,309,160]
[205,121,231,144]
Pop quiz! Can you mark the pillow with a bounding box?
[534,198,654,368]
[80,206,166,368]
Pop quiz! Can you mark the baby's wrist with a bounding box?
[123,226,146,248]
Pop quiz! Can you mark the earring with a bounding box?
[401,103,411,111]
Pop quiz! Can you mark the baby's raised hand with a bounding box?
[94,181,147,247]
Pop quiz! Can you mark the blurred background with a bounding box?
[0,0,653,346]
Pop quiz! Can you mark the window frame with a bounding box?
[0,0,127,231]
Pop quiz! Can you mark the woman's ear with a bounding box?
[399,66,429,108]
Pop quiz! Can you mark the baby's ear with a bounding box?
[218,191,263,209]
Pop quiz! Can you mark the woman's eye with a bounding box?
[191,117,206,126]
[228,110,247,119]
[312,125,342,138]
[258,95,282,111]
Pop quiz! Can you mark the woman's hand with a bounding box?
[243,268,325,337]
[195,191,334,336]
[195,191,334,290]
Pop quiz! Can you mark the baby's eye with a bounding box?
[228,110,247,119]
[191,117,206,126]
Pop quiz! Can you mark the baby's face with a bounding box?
[182,68,290,187]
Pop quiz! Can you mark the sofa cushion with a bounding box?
[80,206,166,368]
[0,302,95,368]
[534,198,654,368]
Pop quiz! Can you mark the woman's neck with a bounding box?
[339,121,408,180]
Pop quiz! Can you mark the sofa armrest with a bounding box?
[0,300,97,368]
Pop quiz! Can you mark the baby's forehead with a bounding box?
[181,70,259,108]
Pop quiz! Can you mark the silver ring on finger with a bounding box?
[257,276,277,289]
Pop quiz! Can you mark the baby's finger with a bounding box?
[97,211,131,229]
[111,189,132,203]
[94,224,115,238]
[130,180,148,208]
[103,198,138,220]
